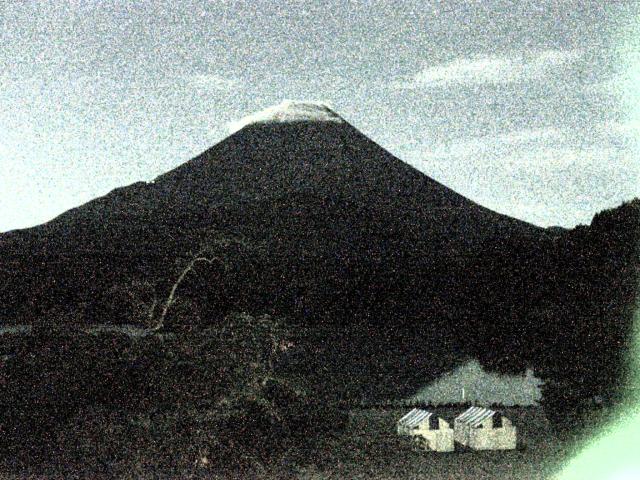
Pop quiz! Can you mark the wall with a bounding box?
[414,418,454,452]
[454,417,517,450]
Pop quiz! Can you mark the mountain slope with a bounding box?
[2,102,634,402]
[0,106,541,322]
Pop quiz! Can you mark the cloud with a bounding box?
[186,74,238,91]
[395,49,582,89]
[403,122,639,227]
[419,127,564,161]
[419,124,640,185]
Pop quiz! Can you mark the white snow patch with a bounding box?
[228,100,344,133]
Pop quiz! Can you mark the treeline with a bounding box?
[470,199,640,431]
[348,400,537,411]
[0,312,347,477]
[536,199,640,430]
[1,195,636,473]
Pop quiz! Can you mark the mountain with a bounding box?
[0,101,637,402]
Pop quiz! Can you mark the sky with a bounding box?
[1,0,639,232]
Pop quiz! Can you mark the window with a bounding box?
[493,413,503,429]
[429,415,439,430]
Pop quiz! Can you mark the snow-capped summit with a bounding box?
[228,100,344,133]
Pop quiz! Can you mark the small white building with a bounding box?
[397,408,454,452]
[454,406,516,450]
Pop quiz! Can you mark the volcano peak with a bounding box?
[228,100,345,133]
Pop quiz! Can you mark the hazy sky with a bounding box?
[1,0,639,232]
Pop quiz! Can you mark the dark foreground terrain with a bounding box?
[0,110,636,479]
[290,407,573,480]
[0,407,577,479]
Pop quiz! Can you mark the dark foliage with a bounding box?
[0,120,637,445]
[0,313,346,475]
[535,200,640,430]
[0,121,542,402]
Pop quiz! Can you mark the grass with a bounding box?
[279,407,575,480]
[0,407,582,479]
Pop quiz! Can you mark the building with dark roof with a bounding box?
[454,406,516,450]
[397,408,454,452]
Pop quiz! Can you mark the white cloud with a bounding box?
[395,49,582,89]
[402,122,639,227]
[420,127,563,161]
[187,74,238,91]
[413,57,516,86]
[607,120,640,135]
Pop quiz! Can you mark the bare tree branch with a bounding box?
[148,254,226,333]
[147,297,158,322]
[142,232,256,334]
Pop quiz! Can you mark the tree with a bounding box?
[538,199,640,433]
[146,233,253,333]
[95,279,158,326]
[216,312,292,396]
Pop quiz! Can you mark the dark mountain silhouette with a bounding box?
[0,102,637,404]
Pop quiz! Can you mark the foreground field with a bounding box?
[291,407,574,480]
[0,407,581,479]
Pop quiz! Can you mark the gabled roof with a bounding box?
[455,406,496,427]
[398,408,433,428]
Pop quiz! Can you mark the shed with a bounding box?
[397,408,454,452]
[454,406,516,450]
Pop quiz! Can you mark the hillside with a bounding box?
[0,102,637,404]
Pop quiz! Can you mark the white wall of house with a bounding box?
[454,415,517,450]
[413,417,454,452]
